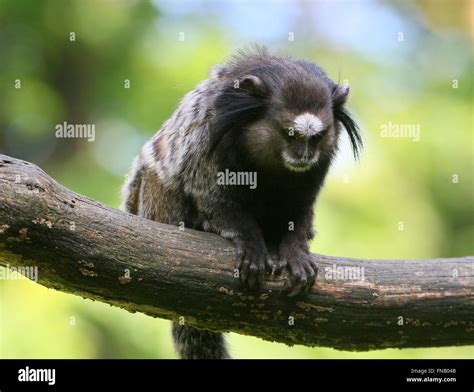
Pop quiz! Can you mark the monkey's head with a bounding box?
[240,73,352,173]
[210,48,362,173]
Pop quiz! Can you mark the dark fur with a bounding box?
[122,46,362,359]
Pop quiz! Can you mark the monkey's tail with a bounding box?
[172,323,230,359]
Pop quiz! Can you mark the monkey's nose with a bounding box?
[292,141,308,161]
[294,153,307,162]
[293,148,308,161]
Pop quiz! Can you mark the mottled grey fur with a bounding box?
[121,46,361,359]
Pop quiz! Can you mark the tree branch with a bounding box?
[0,154,473,350]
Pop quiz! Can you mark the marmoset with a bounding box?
[121,47,362,359]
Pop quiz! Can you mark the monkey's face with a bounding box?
[233,69,356,172]
[278,112,335,172]
[244,108,336,173]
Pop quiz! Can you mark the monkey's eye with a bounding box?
[309,132,324,145]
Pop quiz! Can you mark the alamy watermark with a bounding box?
[324,264,365,281]
[18,366,55,386]
[217,169,257,189]
[380,121,420,142]
[0,264,38,282]
[55,121,95,142]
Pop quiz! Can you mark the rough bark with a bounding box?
[0,154,473,350]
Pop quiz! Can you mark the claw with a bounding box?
[275,259,287,275]
[234,240,269,290]
[265,255,274,274]
[240,259,250,285]
[248,263,259,289]
[282,254,318,296]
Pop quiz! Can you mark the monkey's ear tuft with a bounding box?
[332,84,350,106]
[332,84,363,160]
[237,75,268,97]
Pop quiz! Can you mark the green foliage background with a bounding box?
[0,0,472,358]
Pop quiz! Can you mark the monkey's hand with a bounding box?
[277,240,318,297]
[201,200,272,290]
[234,235,273,290]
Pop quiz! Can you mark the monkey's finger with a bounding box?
[259,268,266,286]
[287,264,307,297]
[258,257,267,285]
[255,255,267,288]
[265,255,274,274]
[275,259,287,275]
[247,262,260,289]
[240,259,250,287]
[289,279,308,296]
[305,259,317,284]
[303,263,316,293]
[288,278,307,297]
[283,276,292,292]
[284,263,300,293]
[308,261,318,293]
[234,245,246,270]
[311,260,319,277]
